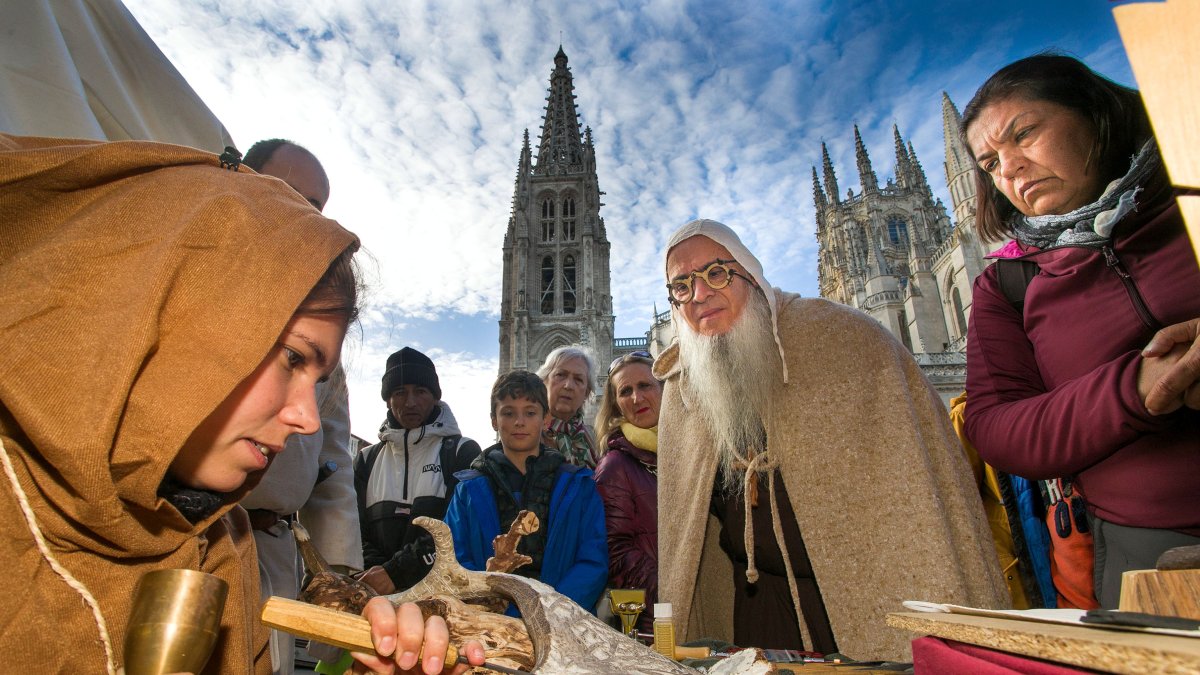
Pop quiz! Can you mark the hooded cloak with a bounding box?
[0,133,357,673]
[655,219,1006,661]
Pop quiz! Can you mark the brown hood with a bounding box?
[0,133,358,558]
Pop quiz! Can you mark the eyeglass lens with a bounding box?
[670,261,734,302]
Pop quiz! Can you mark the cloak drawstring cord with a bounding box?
[1,438,117,674]
[739,448,812,653]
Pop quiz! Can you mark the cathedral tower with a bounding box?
[498,47,615,376]
[815,119,988,403]
[936,93,988,345]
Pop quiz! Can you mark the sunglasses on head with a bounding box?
[609,350,652,373]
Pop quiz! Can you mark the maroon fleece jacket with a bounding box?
[965,178,1200,535]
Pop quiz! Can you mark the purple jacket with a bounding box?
[593,429,658,625]
[964,176,1200,535]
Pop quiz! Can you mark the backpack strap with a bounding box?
[995,258,1040,314]
[358,441,385,476]
[439,435,462,492]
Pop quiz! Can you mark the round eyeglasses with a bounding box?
[666,259,749,305]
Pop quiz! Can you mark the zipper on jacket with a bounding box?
[1102,245,1161,331]
[402,429,410,502]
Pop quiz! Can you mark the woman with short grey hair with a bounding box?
[537,345,600,467]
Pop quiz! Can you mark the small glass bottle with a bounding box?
[652,602,675,659]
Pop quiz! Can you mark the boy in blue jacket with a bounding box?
[444,370,608,614]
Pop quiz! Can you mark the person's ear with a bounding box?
[491,415,499,431]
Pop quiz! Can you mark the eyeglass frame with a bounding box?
[665,258,752,306]
[609,350,652,373]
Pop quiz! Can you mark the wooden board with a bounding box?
[1114,0,1200,190]
[1113,0,1200,265]
[887,611,1200,675]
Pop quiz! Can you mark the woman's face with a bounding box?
[967,97,1106,217]
[612,362,662,430]
[545,356,590,421]
[170,312,346,493]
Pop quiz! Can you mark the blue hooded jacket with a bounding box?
[444,450,608,615]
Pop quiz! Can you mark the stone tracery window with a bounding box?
[951,286,968,337]
[562,197,576,240]
[541,199,556,242]
[541,255,555,314]
[562,254,577,314]
[887,217,908,244]
[897,309,914,353]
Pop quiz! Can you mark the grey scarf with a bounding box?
[1011,139,1160,250]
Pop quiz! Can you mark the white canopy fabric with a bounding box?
[0,0,234,151]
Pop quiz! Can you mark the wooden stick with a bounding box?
[261,596,377,655]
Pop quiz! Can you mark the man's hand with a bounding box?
[358,565,397,595]
[1140,318,1200,414]
[351,598,485,674]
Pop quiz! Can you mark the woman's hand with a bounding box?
[358,565,397,595]
[1140,318,1200,414]
[351,598,485,674]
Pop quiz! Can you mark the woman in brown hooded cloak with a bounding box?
[0,134,481,674]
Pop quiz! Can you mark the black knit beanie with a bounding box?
[381,347,441,400]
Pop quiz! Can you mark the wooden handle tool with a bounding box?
[260,597,529,673]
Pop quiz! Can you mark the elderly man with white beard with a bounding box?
[653,219,1006,662]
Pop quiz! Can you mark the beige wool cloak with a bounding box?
[654,290,1007,662]
[0,134,357,674]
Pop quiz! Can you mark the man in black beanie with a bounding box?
[354,347,481,594]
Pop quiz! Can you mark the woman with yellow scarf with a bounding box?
[593,351,662,632]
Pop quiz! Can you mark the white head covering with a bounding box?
[664,218,789,383]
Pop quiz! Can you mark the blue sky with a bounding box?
[124,0,1138,445]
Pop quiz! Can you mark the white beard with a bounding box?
[676,291,780,497]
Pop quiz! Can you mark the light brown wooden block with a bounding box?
[1120,569,1200,621]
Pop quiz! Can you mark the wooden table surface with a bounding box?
[888,611,1200,675]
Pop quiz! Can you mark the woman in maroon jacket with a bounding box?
[593,351,662,631]
[961,54,1200,608]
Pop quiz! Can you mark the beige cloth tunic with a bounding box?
[655,290,1007,662]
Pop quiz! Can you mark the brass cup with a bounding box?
[123,569,228,675]
[607,589,646,639]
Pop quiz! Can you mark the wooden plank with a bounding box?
[1114,0,1200,268]
[1114,0,1200,190]
[887,611,1200,675]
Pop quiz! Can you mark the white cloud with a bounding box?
[122,0,1132,439]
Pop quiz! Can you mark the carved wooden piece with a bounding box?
[292,521,377,614]
[416,595,535,671]
[387,517,695,674]
[488,510,539,573]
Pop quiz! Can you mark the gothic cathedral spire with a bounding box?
[941,92,976,229]
[821,142,840,204]
[499,48,615,380]
[854,125,879,193]
[535,46,585,175]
